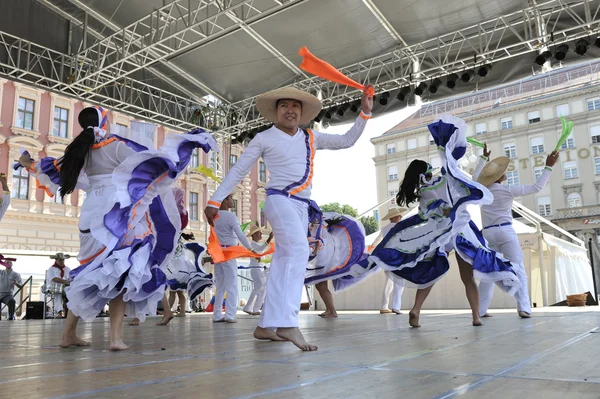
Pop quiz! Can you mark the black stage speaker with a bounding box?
[24,301,44,320]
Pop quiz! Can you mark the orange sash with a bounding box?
[207,228,275,264]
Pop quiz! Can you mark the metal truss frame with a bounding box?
[218,0,600,135]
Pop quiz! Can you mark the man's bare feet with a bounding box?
[482,313,493,318]
[472,317,483,326]
[253,326,286,341]
[318,311,338,319]
[109,339,129,351]
[128,318,140,326]
[156,315,174,326]
[59,336,91,348]
[276,327,318,351]
[409,310,421,328]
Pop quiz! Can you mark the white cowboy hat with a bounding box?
[256,87,322,125]
[50,253,71,260]
[477,156,510,187]
[382,207,407,221]
[246,224,265,237]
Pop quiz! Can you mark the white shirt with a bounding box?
[0,268,22,296]
[249,241,268,268]
[213,210,252,248]
[46,265,71,287]
[209,112,371,205]
[473,157,552,227]
[371,222,397,248]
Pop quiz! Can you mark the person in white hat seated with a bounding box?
[371,207,407,315]
[242,224,273,316]
[204,85,373,351]
[473,146,559,319]
[212,189,253,323]
[46,253,72,318]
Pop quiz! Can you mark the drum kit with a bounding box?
[42,283,67,318]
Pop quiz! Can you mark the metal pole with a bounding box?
[588,238,598,304]
[538,229,548,307]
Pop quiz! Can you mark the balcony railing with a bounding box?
[555,205,600,220]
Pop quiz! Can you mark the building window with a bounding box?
[231,199,238,216]
[259,161,267,183]
[556,104,569,117]
[16,97,35,130]
[534,166,544,181]
[530,137,545,155]
[560,133,575,149]
[506,170,520,186]
[11,166,29,200]
[501,117,513,130]
[407,138,417,150]
[229,154,238,169]
[563,161,579,180]
[190,149,199,168]
[52,106,69,138]
[537,196,551,216]
[475,122,487,135]
[567,192,582,208]
[587,97,600,111]
[189,192,199,221]
[591,126,600,144]
[389,190,398,205]
[388,166,398,180]
[386,143,396,154]
[528,111,541,124]
[503,143,517,159]
[595,158,600,175]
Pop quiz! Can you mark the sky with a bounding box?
[311,105,420,216]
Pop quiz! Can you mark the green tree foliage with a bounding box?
[359,215,379,236]
[320,202,379,235]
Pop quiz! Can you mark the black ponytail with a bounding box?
[396,159,430,207]
[58,108,99,198]
[181,232,195,241]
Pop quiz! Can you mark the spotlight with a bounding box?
[324,107,336,120]
[378,92,390,106]
[428,78,442,94]
[575,39,589,55]
[396,87,411,102]
[446,73,459,89]
[595,37,600,47]
[349,99,361,113]
[314,109,326,123]
[336,102,350,117]
[460,70,475,83]
[535,51,552,66]
[554,44,569,60]
[477,64,492,77]
[414,82,428,96]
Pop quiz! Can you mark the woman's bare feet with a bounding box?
[59,336,91,348]
[128,318,140,326]
[276,327,318,351]
[156,315,174,326]
[318,310,338,319]
[472,317,483,326]
[409,310,421,328]
[253,326,286,341]
[109,339,129,351]
[482,313,493,318]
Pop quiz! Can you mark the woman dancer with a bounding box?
[305,212,366,319]
[20,106,217,350]
[368,115,520,328]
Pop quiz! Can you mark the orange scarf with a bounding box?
[207,228,275,264]
[298,47,375,97]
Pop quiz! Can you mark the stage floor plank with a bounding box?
[1,308,599,399]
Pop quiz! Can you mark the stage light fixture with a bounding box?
[428,78,442,94]
[396,86,411,101]
[446,74,459,89]
[477,64,492,77]
[414,82,428,96]
[535,51,552,66]
[324,107,336,120]
[314,109,326,123]
[575,39,589,55]
[554,44,569,60]
[461,70,475,83]
[595,37,600,47]
[378,92,390,106]
[349,99,361,113]
[336,102,350,116]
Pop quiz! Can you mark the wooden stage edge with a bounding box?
[1,308,599,399]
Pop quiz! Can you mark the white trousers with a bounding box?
[213,259,238,320]
[54,294,64,314]
[244,268,268,313]
[259,195,309,329]
[381,271,404,311]
[479,226,531,316]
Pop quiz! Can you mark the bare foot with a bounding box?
[482,313,493,318]
[318,311,327,317]
[276,327,318,351]
[156,315,174,326]
[319,311,338,319]
[109,339,129,351]
[472,317,483,326]
[60,336,91,348]
[409,310,421,328]
[175,312,186,318]
[128,318,140,326]
[253,326,286,341]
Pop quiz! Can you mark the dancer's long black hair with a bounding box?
[57,108,99,198]
[396,160,430,207]
[181,232,195,241]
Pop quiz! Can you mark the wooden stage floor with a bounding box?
[1,308,599,399]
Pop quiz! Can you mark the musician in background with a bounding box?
[46,253,71,318]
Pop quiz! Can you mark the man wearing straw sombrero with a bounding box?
[205,84,373,351]
[473,145,558,319]
[46,253,72,317]
[242,224,273,316]
[372,207,408,315]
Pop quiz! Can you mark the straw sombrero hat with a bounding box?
[477,156,510,187]
[246,224,265,237]
[256,87,322,125]
[50,253,71,260]
[382,207,407,221]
